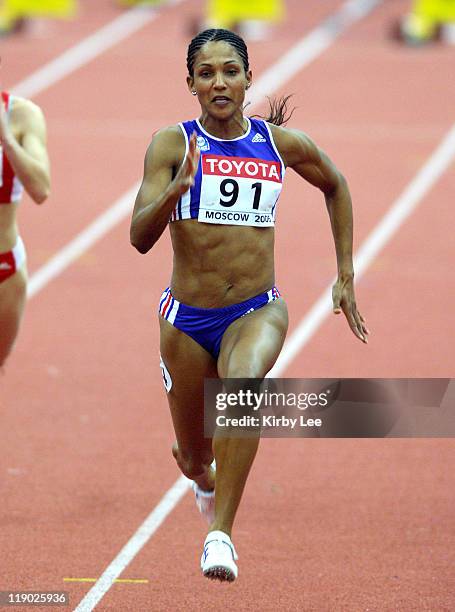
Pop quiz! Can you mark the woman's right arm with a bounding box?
[130,127,200,254]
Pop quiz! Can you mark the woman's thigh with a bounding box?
[0,267,27,366]
[159,315,218,461]
[217,298,289,379]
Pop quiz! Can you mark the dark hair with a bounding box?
[187,28,249,76]
[251,95,295,127]
[187,29,294,127]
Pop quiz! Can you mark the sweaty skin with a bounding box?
[131,41,368,342]
[131,40,368,341]
[130,37,369,564]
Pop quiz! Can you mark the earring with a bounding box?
[191,91,197,95]
[246,84,251,89]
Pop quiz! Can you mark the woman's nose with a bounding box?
[213,72,226,88]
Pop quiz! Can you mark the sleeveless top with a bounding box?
[1,91,24,204]
[170,117,285,227]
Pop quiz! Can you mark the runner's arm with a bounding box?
[130,127,199,253]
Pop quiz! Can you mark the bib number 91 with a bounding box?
[219,179,262,209]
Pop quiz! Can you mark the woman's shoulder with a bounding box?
[4,95,46,140]
[266,122,317,167]
[145,123,187,167]
[151,123,186,145]
[7,95,45,124]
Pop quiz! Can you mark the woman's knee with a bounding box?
[223,358,267,380]
[0,305,24,367]
[171,443,213,480]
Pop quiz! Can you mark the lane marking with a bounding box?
[71,2,386,610]
[73,120,455,612]
[248,0,383,108]
[64,578,148,584]
[27,0,384,300]
[269,122,455,375]
[73,476,189,611]
[27,183,140,298]
[14,0,186,98]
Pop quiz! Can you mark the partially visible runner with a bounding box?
[130,28,369,582]
[0,64,50,368]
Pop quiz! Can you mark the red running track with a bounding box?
[1,0,455,610]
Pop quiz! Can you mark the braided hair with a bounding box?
[187,28,249,77]
[187,29,294,127]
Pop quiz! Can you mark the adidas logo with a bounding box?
[0,262,12,270]
[252,133,266,143]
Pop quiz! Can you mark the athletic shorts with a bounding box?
[158,286,281,358]
[0,237,26,284]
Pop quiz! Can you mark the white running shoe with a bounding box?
[192,482,215,524]
[200,530,238,582]
[192,460,216,524]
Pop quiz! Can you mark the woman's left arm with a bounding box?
[270,124,369,343]
[0,97,50,204]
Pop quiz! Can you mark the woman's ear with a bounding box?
[187,75,195,95]
[246,69,253,90]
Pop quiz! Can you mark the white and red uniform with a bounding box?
[0,91,26,283]
[1,91,25,204]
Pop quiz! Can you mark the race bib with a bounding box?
[198,154,282,227]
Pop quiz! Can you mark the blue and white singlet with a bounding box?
[170,117,285,227]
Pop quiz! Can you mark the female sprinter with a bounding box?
[0,80,50,367]
[130,28,369,582]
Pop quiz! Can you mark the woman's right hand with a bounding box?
[131,127,199,253]
[172,132,200,196]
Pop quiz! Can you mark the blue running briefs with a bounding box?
[159,286,281,359]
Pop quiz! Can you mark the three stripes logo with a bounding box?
[252,133,266,143]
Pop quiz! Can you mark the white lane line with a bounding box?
[28,0,383,301]
[72,125,455,612]
[13,0,186,98]
[73,476,191,612]
[268,122,455,376]
[27,183,140,298]
[73,119,455,612]
[248,0,383,108]
[71,1,384,610]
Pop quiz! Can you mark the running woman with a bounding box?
[0,74,50,367]
[130,28,369,582]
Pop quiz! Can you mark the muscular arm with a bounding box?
[130,126,200,254]
[0,98,50,204]
[270,124,369,343]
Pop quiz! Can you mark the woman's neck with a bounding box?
[198,111,248,140]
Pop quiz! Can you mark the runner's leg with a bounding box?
[159,315,217,491]
[0,267,27,368]
[211,298,288,536]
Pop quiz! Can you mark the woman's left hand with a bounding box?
[332,276,370,343]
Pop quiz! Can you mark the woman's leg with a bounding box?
[0,267,27,368]
[159,315,218,491]
[212,298,288,536]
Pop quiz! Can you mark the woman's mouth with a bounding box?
[212,96,231,106]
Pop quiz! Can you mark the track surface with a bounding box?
[1,1,455,610]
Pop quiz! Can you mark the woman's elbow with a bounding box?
[324,171,348,197]
[130,229,151,254]
[32,186,50,204]
[131,241,150,255]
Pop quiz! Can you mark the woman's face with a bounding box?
[187,41,252,119]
